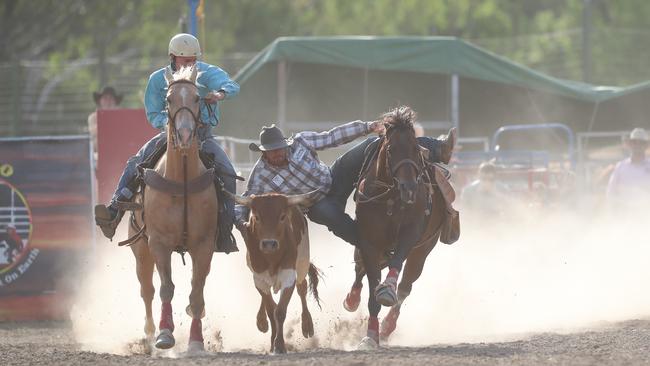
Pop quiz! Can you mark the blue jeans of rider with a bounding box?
[111,126,237,224]
[307,136,441,247]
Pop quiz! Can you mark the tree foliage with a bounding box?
[1,0,649,86]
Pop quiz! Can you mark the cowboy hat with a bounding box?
[625,128,649,142]
[249,124,293,152]
[92,86,123,105]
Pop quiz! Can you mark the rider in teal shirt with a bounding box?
[144,61,239,129]
[95,33,240,253]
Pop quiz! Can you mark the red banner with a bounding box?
[96,109,158,204]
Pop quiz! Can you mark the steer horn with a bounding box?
[286,189,320,207]
[224,190,252,206]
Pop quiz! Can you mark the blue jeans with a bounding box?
[307,136,442,246]
[111,127,236,221]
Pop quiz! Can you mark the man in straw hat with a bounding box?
[606,128,650,206]
[236,110,455,247]
[94,33,240,253]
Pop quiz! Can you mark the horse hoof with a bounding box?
[302,312,314,338]
[375,284,398,307]
[187,340,205,354]
[343,291,361,312]
[155,329,175,349]
[357,336,379,350]
[257,317,269,333]
[185,305,206,319]
[272,346,287,355]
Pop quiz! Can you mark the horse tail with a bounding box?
[308,262,323,309]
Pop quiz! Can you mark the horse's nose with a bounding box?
[260,239,279,252]
[178,126,193,146]
[399,182,417,204]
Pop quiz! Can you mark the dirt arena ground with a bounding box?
[4,205,650,365]
[1,319,650,366]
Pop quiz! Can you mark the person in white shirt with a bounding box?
[606,128,650,208]
[461,161,510,216]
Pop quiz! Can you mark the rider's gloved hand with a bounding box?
[368,120,385,135]
[205,90,225,104]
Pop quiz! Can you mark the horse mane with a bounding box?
[173,66,195,81]
[382,105,416,132]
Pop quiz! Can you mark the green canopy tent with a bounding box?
[219,36,650,142]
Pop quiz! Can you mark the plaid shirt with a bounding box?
[235,120,372,220]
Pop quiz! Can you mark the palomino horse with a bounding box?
[343,106,448,348]
[128,66,218,353]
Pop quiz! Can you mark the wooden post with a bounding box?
[277,61,287,130]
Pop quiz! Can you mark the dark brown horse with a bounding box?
[344,106,448,348]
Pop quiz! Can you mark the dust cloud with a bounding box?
[70,196,650,354]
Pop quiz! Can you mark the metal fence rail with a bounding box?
[0,54,254,137]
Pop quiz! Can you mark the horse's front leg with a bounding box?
[150,241,176,349]
[343,248,365,312]
[187,240,214,353]
[376,221,424,307]
[130,239,156,340]
[381,236,438,339]
[357,240,382,349]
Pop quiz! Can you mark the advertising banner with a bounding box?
[0,136,93,320]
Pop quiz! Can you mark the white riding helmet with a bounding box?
[168,33,202,57]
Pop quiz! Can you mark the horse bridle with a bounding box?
[390,157,423,179]
[166,79,201,148]
[384,130,427,184]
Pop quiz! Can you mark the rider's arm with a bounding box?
[144,70,168,130]
[297,120,374,151]
[203,64,240,99]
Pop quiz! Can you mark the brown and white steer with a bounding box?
[231,192,321,354]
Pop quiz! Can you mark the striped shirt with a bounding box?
[240,120,372,206]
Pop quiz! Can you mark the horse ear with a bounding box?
[164,67,174,85]
[190,66,198,83]
[224,190,252,207]
[286,190,320,207]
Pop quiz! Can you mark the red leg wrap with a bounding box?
[367,316,379,341]
[190,318,203,342]
[159,302,174,332]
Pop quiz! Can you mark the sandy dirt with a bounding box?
[1,319,650,366]
[5,200,650,365]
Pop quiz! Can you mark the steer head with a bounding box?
[229,191,318,254]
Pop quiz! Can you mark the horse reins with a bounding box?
[166,79,202,150]
[356,139,430,205]
[166,79,201,264]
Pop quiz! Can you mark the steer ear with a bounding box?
[225,190,252,207]
[286,190,320,207]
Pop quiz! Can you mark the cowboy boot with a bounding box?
[94,177,141,240]
[214,179,239,254]
[94,202,125,240]
[215,205,239,253]
[438,127,457,165]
